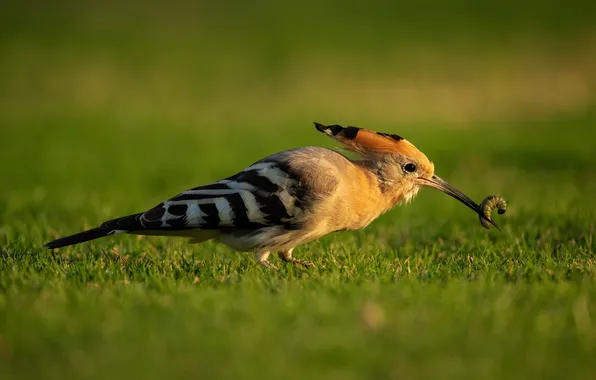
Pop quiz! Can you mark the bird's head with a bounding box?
[315,122,498,228]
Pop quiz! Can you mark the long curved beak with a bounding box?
[418,175,500,230]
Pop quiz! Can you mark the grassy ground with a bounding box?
[2,2,596,379]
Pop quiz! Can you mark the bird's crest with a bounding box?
[314,122,424,160]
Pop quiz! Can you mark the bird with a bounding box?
[45,122,498,268]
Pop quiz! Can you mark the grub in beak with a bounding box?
[418,175,501,230]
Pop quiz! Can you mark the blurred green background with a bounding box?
[1,1,596,379]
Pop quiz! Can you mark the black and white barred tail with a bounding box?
[44,213,144,249]
[45,227,111,249]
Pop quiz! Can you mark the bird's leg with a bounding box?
[278,248,315,268]
[255,251,277,269]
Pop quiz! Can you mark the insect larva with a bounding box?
[479,195,507,229]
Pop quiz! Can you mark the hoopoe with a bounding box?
[45,123,498,267]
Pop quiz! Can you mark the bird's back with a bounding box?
[207,146,353,252]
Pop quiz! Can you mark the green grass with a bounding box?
[2,110,596,380]
[2,2,596,379]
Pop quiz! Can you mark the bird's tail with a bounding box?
[44,213,144,249]
[45,227,113,249]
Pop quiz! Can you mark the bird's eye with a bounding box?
[403,163,417,173]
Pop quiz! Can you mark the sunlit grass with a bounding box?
[2,106,596,379]
[2,2,596,379]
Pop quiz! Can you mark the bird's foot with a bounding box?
[258,260,278,270]
[255,251,277,270]
[289,258,315,268]
[277,250,315,268]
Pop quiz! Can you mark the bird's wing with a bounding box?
[45,149,336,249]
[132,161,305,232]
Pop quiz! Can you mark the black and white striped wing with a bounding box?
[138,161,303,231]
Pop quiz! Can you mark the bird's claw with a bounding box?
[290,258,315,268]
[259,260,278,270]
